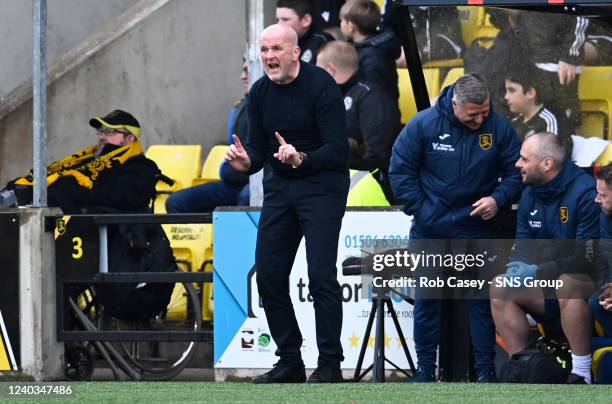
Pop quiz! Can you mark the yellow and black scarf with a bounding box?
[15,141,144,190]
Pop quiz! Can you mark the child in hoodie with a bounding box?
[339,0,400,103]
[504,69,573,159]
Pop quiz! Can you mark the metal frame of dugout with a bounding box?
[47,213,214,343]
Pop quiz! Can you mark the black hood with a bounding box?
[354,29,402,60]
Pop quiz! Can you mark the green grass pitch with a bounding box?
[6,382,611,403]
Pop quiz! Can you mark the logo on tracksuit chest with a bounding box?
[560,206,569,223]
[528,209,542,229]
[479,134,493,150]
[432,133,455,152]
[344,96,353,111]
[300,49,313,63]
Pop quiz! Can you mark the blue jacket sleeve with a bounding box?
[227,105,238,143]
[389,119,425,216]
[491,122,523,209]
[537,188,601,280]
[601,215,612,283]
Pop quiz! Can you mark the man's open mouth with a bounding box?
[268,62,280,70]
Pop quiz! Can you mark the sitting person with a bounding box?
[165,60,250,213]
[491,133,600,384]
[6,109,159,213]
[584,17,612,65]
[590,163,612,337]
[504,68,573,158]
[3,109,174,321]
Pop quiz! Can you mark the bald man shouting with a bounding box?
[226,24,348,383]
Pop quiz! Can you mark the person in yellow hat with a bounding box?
[2,109,175,322]
[4,109,159,214]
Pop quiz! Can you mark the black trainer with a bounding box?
[566,372,589,384]
[252,360,306,384]
[476,369,498,383]
[306,365,344,383]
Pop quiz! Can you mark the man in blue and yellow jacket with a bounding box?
[492,132,600,384]
[591,164,612,336]
[390,74,522,382]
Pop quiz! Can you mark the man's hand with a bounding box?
[273,132,302,168]
[558,61,577,85]
[505,261,537,283]
[600,282,612,311]
[470,196,498,220]
[225,134,251,172]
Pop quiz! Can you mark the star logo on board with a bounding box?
[348,332,360,348]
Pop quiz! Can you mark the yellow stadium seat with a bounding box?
[192,145,230,186]
[457,6,499,49]
[163,222,214,321]
[145,145,203,213]
[144,145,211,319]
[578,66,612,140]
[440,67,465,90]
[145,144,203,191]
[596,143,612,166]
[397,68,441,123]
[189,145,232,319]
[423,58,464,69]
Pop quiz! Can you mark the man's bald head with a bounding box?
[259,24,301,84]
[315,40,358,84]
[516,132,566,186]
[261,24,298,48]
[524,132,566,166]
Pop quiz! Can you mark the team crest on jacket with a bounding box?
[344,96,353,111]
[300,49,312,63]
[560,206,569,223]
[479,134,492,150]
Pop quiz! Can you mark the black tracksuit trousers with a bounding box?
[255,170,349,367]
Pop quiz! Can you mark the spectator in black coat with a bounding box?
[339,0,401,102]
[276,0,334,65]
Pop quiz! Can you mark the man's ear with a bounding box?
[541,156,554,172]
[327,62,337,77]
[125,134,137,145]
[301,13,312,30]
[293,45,301,60]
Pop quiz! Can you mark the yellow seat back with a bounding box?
[192,145,230,186]
[397,68,441,124]
[578,66,612,140]
[440,67,465,90]
[163,222,215,321]
[145,145,203,193]
[145,145,203,213]
[457,6,499,48]
[596,143,612,166]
